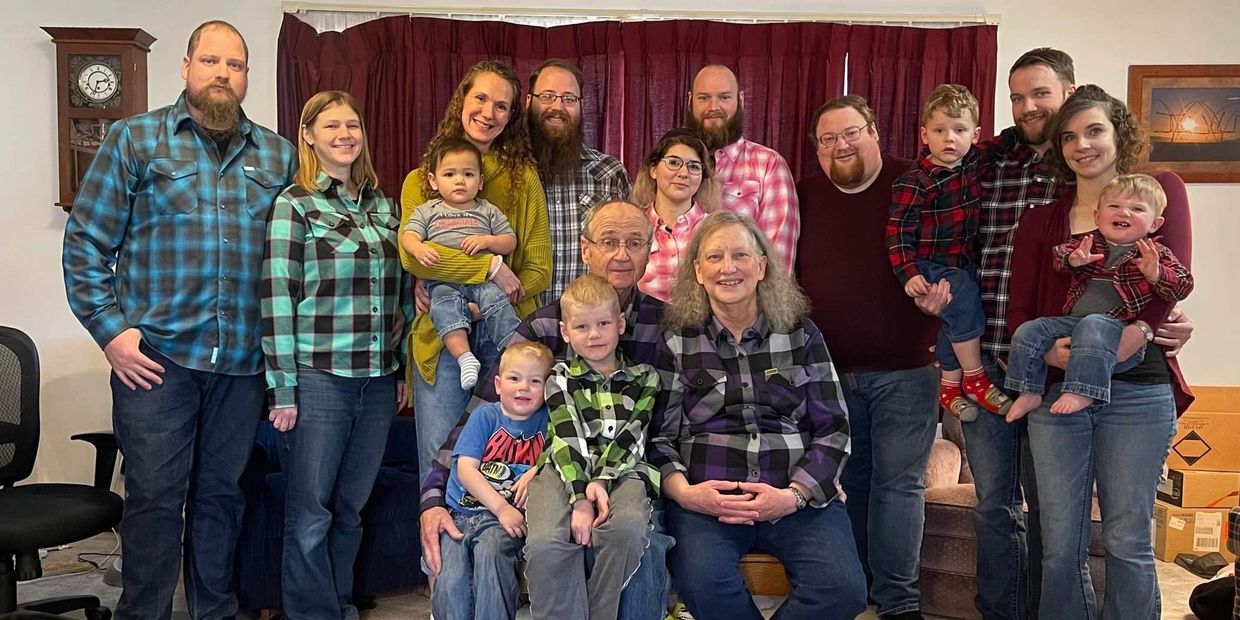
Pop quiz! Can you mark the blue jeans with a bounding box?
[960,360,1041,620]
[432,510,523,620]
[668,500,866,620]
[110,343,264,620]
[428,280,520,347]
[282,369,396,619]
[1028,380,1175,620]
[617,499,674,620]
[413,329,501,486]
[916,260,985,372]
[1006,315,1145,404]
[838,365,938,615]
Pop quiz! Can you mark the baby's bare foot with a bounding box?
[1050,392,1094,414]
[1006,393,1043,422]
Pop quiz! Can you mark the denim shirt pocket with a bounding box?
[146,158,199,215]
[243,166,286,221]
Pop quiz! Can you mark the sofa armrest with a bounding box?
[71,431,118,490]
[924,438,962,489]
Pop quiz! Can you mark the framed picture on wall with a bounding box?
[1127,64,1240,183]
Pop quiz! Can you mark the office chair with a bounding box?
[0,326,123,619]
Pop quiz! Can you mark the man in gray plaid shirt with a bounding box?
[525,59,632,301]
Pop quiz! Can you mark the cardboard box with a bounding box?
[1165,411,1240,472]
[1153,501,1236,562]
[1157,469,1240,508]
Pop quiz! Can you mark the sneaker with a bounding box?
[945,395,979,422]
[667,603,695,620]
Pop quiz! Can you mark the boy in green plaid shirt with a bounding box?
[523,274,660,619]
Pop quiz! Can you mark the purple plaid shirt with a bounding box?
[649,314,850,507]
[418,290,666,511]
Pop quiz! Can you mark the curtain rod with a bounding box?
[281,2,1001,26]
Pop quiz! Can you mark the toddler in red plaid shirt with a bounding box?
[1004,174,1193,419]
[888,84,1013,421]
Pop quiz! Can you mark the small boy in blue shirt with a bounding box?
[433,341,555,620]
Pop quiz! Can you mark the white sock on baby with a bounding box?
[457,352,480,390]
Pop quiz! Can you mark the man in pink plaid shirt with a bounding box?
[686,65,800,271]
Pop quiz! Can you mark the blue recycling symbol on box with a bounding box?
[1173,430,1212,466]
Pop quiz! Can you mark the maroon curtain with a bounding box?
[277,13,995,195]
[846,24,998,160]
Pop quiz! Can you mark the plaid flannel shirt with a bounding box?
[545,146,632,301]
[543,352,661,505]
[63,92,297,374]
[978,128,1071,361]
[887,150,985,285]
[419,291,666,511]
[261,173,413,409]
[637,202,706,302]
[715,138,800,271]
[650,315,850,507]
[1053,234,1193,320]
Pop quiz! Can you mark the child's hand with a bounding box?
[460,235,489,255]
[571,499,596,546]
[1067,234,1104,267]
[586,481,611,528]
[903,275,930,297]
[513,469,537,509]
[411,244,440,267]
[497,505,527,539]
[1134,238,1162,282]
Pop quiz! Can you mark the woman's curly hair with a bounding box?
[419,60,535,201]
[1047,84,1146,178]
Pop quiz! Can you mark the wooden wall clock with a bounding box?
[43,27,156,212]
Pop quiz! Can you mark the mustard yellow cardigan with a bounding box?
[400,154,551,384]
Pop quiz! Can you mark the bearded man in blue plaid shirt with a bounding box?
[62,21,296,620]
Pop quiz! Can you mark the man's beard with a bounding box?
[527,107,583,184]
[828,154,867,189]
[187,82,241,133]
[1017,110,1054,146]
[686,106,744,151]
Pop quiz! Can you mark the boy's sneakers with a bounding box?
[667,603,695,620]
[962,368,1013,415]
[939,380,979,422]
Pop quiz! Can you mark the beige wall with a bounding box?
[4,0,1239,483]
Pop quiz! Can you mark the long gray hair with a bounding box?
[663,211,810,332]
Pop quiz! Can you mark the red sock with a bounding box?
[939,379,964,412]
[962,367,1010,414]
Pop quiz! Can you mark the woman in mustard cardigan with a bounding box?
[400,60,551,486]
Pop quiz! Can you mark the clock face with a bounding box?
[76,63,119,102]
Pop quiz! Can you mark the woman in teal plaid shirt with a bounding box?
[261,90,412,619]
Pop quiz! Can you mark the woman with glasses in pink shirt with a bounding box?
[633,129,721,301]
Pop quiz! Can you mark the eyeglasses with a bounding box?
[583,236,651,254]
[659,156,705,175]
[816,123,872,149]
[533,92,582,106]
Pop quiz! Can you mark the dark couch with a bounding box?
[235,416,426,613]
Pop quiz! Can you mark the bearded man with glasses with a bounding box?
[794,95,941,620]
[525,59,631,301]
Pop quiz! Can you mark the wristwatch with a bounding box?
[1135,322,1154,342]
[789,486,808,511]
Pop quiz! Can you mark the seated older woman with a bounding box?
[650,211,866,620]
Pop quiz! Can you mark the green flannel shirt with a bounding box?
[542,350,660,505]
[261,172,413,408]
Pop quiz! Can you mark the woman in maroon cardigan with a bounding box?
[1005,84,1192,619]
